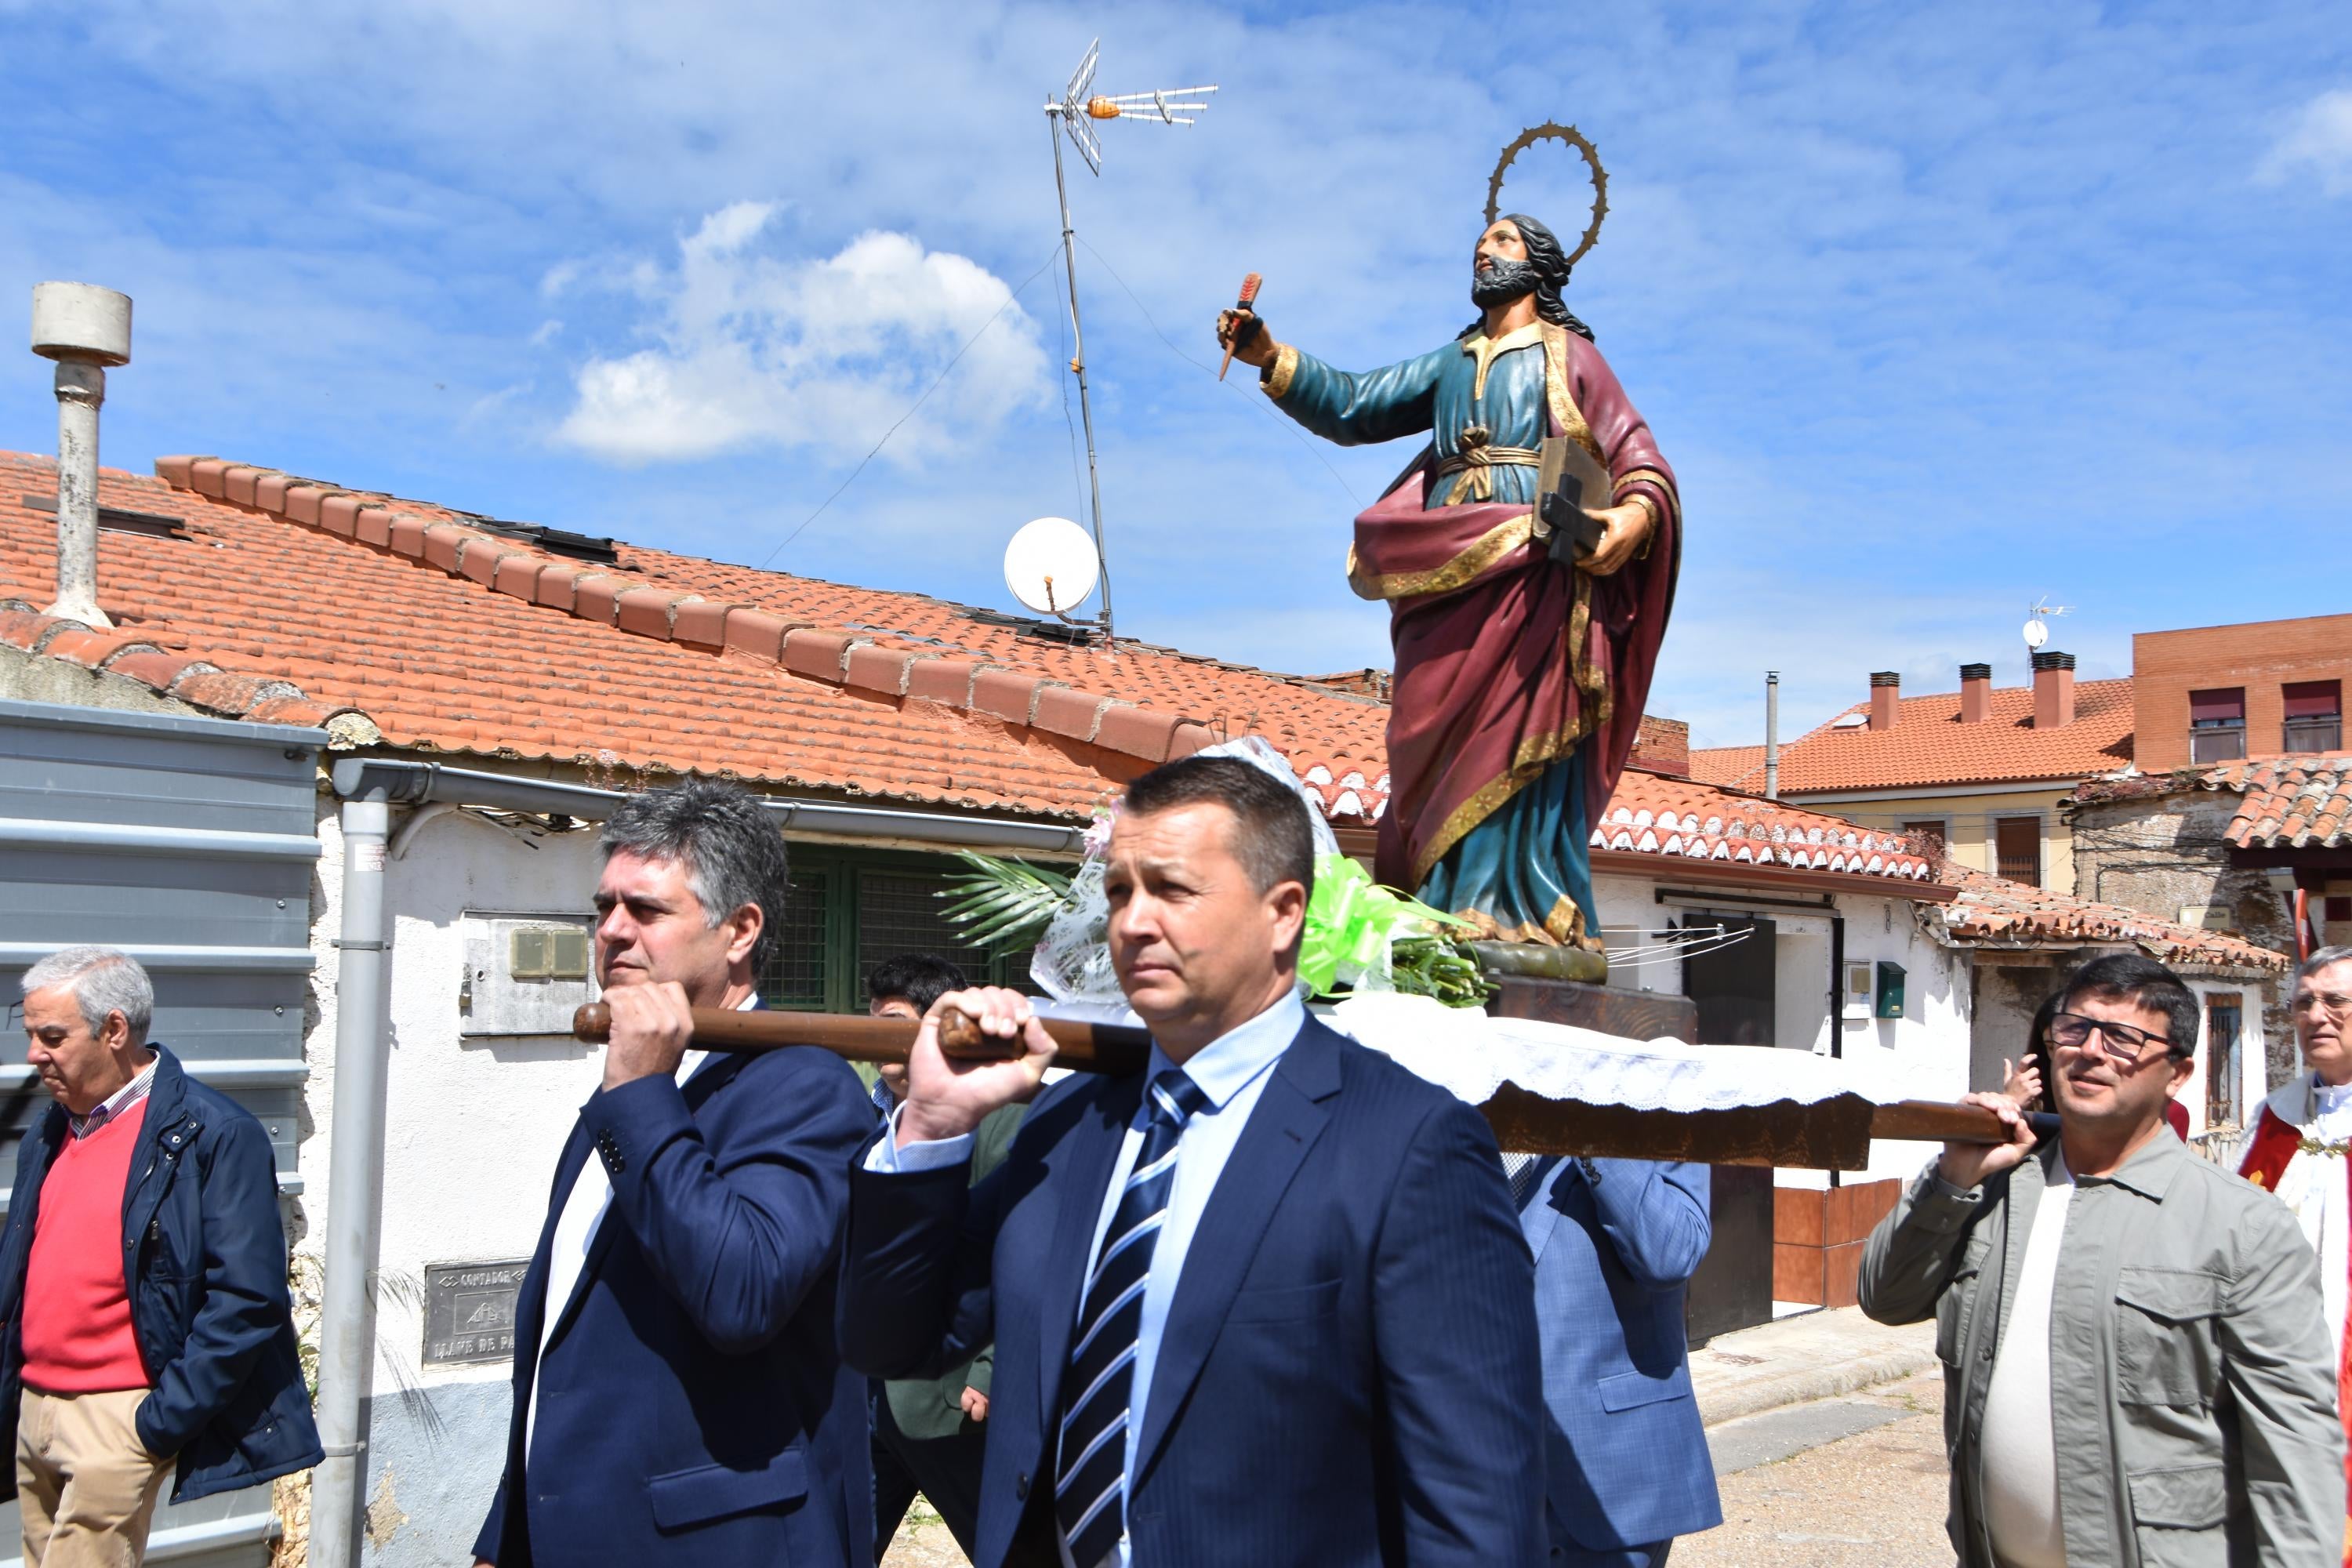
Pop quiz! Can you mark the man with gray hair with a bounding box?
[474,777,877,1568]
[2,946,319,1566]
[2234,943,2352,1548]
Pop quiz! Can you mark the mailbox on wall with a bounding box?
[1875,960,1907,1020]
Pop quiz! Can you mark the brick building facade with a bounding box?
[2132,612,2351,772]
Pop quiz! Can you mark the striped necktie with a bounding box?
[1056,1068,1210,1568]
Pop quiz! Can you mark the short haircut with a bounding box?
[1122,755,1316,900]
[2297,946,2352,985]
[2056,952,2200,1059]
[20,946,154,1045]
[600,778,791,975]
[866,952,970,1015]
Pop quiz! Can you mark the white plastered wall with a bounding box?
[306,804,613,1565]
[1588,869,1973,1189]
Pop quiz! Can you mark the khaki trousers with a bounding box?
[15,1388,173,1568]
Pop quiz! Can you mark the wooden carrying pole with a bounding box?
[572,1004,2050,1170]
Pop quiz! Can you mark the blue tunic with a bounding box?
[1276,325,1551,510]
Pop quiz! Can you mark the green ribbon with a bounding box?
[1299,855,1468,995]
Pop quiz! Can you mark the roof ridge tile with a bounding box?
[142,456,1258,782]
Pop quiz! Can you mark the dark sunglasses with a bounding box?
[2047,1011,2172,1062]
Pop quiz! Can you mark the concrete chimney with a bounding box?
[1868,670,1900,731]
[2032,650,2075,729]
[1959,662,1993,724]
[30,282,132,630]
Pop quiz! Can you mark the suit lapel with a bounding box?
[1519,1156,1567,1264]
[1037,1073,1147,1418]
[1134,1020,1337,1482]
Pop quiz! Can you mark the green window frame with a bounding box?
[758,845,1051,1013]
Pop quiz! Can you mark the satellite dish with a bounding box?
[1004,517,1101,617]
[2023,618,2049,651]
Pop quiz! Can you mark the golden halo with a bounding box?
[1485,122,1608,268]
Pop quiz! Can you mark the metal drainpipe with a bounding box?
[1827,911,1845,1190]
[310,787,392,1568]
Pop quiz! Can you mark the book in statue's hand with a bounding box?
[1536,434,1613,567]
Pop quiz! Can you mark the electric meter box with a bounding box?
[459,912,599,1036]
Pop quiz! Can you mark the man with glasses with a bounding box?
[1859,952,2341,1566]
[2236,945,2352,1557]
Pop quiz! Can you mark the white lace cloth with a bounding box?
[1036,992,1907,1112]
[1322,993,1907,1111]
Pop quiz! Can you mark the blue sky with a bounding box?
[3,1,2347,750]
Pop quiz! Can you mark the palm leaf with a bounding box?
[936,852,1076,953]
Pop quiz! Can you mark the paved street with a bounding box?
[883,1367,1956,1568]
[1682,1368,1954,1568]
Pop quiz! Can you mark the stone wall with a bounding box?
[2067,789,2298,1083]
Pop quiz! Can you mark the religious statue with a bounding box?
[1215,130,1678,957]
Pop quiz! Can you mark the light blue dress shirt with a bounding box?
[868,991,1305,1568]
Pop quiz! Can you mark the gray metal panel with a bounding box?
[0,1486,278,1567]
[0,699,321,1180]
[0,702,316,1568]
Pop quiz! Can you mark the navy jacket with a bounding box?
[839,1014,1545,1568]
[474,1030,876,1568]
[1522,1156,1721,1552]
[0,1044,321,1504]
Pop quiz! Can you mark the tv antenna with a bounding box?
[2021,595,2071,654]
[1042,40,1217,644]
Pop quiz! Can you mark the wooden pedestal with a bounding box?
[1484,974,1698,1044]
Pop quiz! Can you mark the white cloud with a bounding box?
[554,205,1051,465]
[2259,89,2352,196]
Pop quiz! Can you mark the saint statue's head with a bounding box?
[1465,213,1594,342]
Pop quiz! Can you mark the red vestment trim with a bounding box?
[2239,1100,2352,1561]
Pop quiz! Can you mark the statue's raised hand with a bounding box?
[1217,308,1276,370]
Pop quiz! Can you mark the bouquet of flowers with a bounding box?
[939,829,1492,1010]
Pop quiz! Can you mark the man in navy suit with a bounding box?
[473,779,875,1568]
[840,755,1544,1568]
[1509,1154,1721,1565]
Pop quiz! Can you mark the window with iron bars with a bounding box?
[758,847,1051,1013]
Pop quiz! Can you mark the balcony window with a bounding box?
[1994,816,2042,887]
[2188,687,2246,764]
[2283,680,2343,754]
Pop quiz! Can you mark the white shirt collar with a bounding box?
[1146,990,1305,1112]
[2314,1073,2352,1131]
[676,989,762,1084]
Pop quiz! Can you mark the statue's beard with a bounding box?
[1472,258,1541,311]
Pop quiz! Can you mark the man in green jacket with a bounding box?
[1859,952,2341,1567]
[861,953,1023,1560]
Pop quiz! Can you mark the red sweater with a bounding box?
[21,1098,150,1392]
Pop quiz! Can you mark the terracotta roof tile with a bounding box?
[1593,771,1941,886]
[1707,681,2136,793]
[0,452,1388,822]
[1929,868,2286,973]
[2074,755,2352,850]
[1689,744,1766,788]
